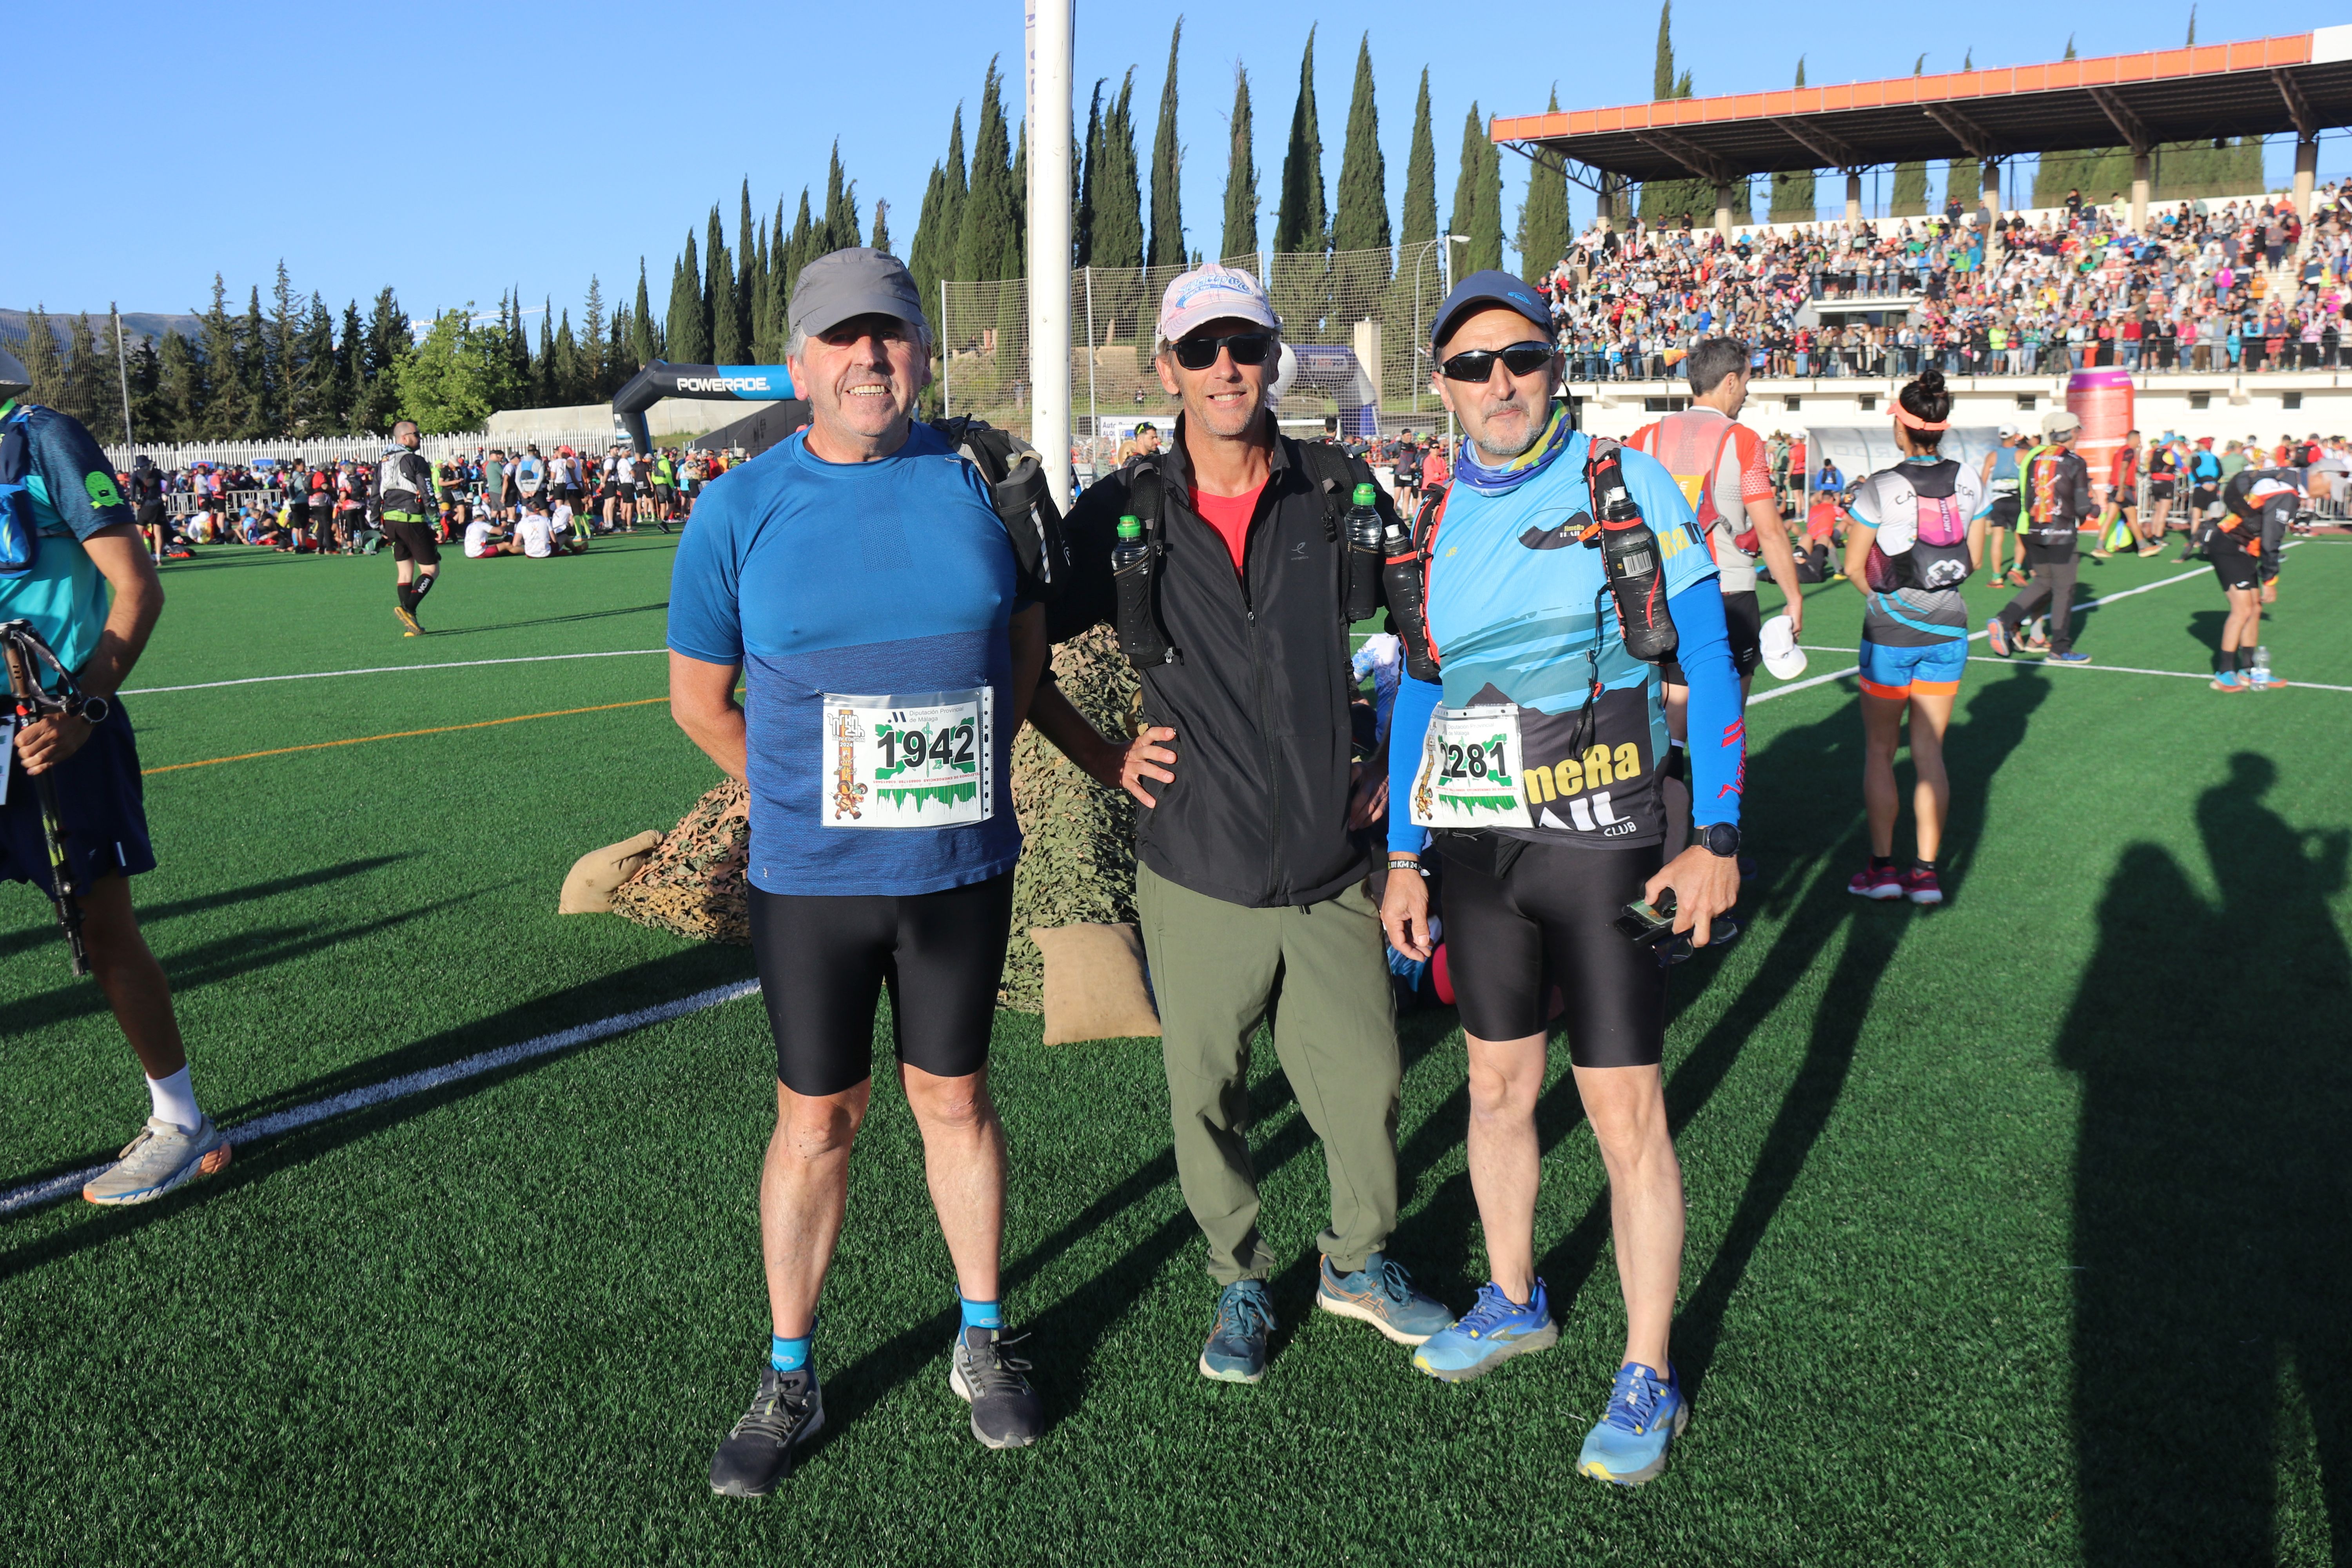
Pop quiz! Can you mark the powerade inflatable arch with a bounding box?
[610,361,807,452]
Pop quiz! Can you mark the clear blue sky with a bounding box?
[22,0,2346,331]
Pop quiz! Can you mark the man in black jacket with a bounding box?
[1031,264,1452,1383]
[1989,409,2095,663]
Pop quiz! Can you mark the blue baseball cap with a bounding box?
[1431,270,1552,350]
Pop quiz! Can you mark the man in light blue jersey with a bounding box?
[1377,274,1746,1486]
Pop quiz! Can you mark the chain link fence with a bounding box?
[938,245,1461,465]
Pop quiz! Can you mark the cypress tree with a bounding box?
[1448,106,1485,264]
[822,143,861,254]
[1638,2,1710,225]
[235,286,270,437]
[1092,70,1144,270]
[58,314,106,434]
[704,206,730,357]
[1078,82,1105,266]
[1011,120,1026,272]
[785,190,815,297]
[1889,55,1929,216]
[871,199,891,256]
[1220,65,1257,261]
[1473,134,1505,274]
[1273,26,1326,254]
[957,58,1024,284]
[156,323,205,438]
[711,249,746,367]
[16,307,62,409]
[910,162,952,304]
[739,179,759,351]
[1400,70,1436,250]
[632,259,657,368]
[1770,58,1817,223]
[1332,34,1390,256]
[1148,20,1185,267]
[670,235,709,365]
[1516,91,1570,286]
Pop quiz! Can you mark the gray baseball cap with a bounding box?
[788,247,930,343]
[0,345,28,397]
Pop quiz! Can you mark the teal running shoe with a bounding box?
[1411,1279,1558,1383]
[1198,1280,1276,1383]
[1578,1361,1690,1486]
[1315,1253,1455,1346]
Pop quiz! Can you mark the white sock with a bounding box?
[147,1065,201,1131]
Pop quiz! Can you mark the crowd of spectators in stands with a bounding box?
[1540,183,2352,381]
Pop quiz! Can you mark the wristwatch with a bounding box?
[1699,821,1740,859]
[75,695,110,727]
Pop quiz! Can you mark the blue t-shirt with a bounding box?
[0,402,132,687]
[666,424,1023,897]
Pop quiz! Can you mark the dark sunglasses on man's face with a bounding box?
[1439,342,1556,382]
[1172,332,1276,370]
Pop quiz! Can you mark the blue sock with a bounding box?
[769,1333,813,1375]
[958,1296,1003,1333]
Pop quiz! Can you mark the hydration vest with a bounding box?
[1860,458,1979,594]
[0,404,37,577]
[1630,408,1758,556]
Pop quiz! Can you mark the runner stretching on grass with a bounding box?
[668,249,1049,1497]
[2207,466,2302,691]
[0,348,230,1205]
[1378,273,1744,1487]
[1840,368,1989,906]
[379,422,441,636]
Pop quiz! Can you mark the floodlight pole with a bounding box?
[111,303,134,448]
[1025,0,1074,512]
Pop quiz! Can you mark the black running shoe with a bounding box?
[949,1326,1043,1449]
[708,1365,824,1497]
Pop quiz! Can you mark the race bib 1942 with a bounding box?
[818,688,994,829]
[1409,704,1534,832]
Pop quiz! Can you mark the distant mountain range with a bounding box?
[0,308,203,346]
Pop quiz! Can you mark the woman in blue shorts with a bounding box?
[1840,366,1987,906]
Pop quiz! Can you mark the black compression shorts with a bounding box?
[382,514,440,565]
[2211,540,2261,590]
[749,873,1015,1096]
[1988,494,2020,530]
[1436,836,1666,1065]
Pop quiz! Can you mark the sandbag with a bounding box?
[558,829,665,914]
[1029,923,1160,1045]
[610,780,753,944]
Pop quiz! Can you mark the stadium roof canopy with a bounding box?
[1490,27,2352,185]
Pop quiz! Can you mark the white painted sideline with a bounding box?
[123,648,667,696]
[0,978,762,1220]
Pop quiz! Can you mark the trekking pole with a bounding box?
[1,621,91,976]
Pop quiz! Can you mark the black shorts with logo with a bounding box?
[382,514,441,566]
[0,699,157,895]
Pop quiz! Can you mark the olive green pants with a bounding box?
[1136,862,1402,1285]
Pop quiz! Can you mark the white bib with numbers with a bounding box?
[817,688,994,829]
[1408,702,1535,832]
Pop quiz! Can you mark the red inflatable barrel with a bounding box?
[2067,367,2135,512]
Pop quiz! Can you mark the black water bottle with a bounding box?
[1112,515,1177,667]
[1589,449,1679,663]
[1381,506,1439,682]
[1345,483,1384,624]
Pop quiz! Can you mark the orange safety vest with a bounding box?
[1629,410,1757,556]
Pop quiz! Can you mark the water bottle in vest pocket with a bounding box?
[0,409,38,578]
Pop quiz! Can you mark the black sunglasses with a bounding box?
[1171,332,1276,370]
[1438,342,1556,382]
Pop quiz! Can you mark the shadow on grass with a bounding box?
[0,942,759,1277]
[2064,753,2352,1564]
[421,602,670,639]
[0,854,410,965]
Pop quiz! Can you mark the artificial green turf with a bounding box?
[4,535,2348,1566]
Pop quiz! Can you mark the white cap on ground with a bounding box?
[1759,613,1807,681]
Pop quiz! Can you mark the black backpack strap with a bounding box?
[1112,459,1178,668]
[932,416,1069,604]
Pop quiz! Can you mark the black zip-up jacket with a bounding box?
[1052,416,1398,909]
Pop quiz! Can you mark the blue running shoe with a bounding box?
[1411,1279,1559,1383]
[1578,1361,1690,1486]
[1315,1253,1455,1346]
[2049,650,2092,664]
[1198,1280,1276,1383]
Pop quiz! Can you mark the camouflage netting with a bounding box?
[1000,626,1141,1011]
[610,778,753,945]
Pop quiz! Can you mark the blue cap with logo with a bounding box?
[1431,270,1553,350]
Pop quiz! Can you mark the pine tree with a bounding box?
[17,307,63,408]
[236,285,270,437]
[632,260,657,369]
[59,314,107,434]
[582,276,608,395]
[1220,65,1258,261]
[266,261,299,434]
[155,323,205,438]
[957,59,1024,284]
[1148,20,1185,267]
[1516,91,1570,286]
[1273,27,1327,254]
[95,310,139,444]
[194,281,243,439]
[337,300,367,427]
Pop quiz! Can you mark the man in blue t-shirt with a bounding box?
[0,349,230,1205]
[669,250,1049,1495]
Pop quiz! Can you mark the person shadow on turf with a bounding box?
[2062,751,2350,1564]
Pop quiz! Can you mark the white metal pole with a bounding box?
[940,279,951,418]
[1084,266,1098,462]
[111,303,135,447]
[1026,0,1074,512]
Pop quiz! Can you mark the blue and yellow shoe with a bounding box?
[1578,1361,1690,1486]
[1315,1253,1454,1346]
[1198,1280,1275,1383]
[1411,1279,1558,1383]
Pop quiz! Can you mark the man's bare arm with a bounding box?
[669,651,747,780]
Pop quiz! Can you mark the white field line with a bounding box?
[1756,551,2311,704]
[1,978,761,1220]
[123,648,668,696]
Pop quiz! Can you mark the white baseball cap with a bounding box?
[1759,614,1807,681]
[1996,422,2020,439]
